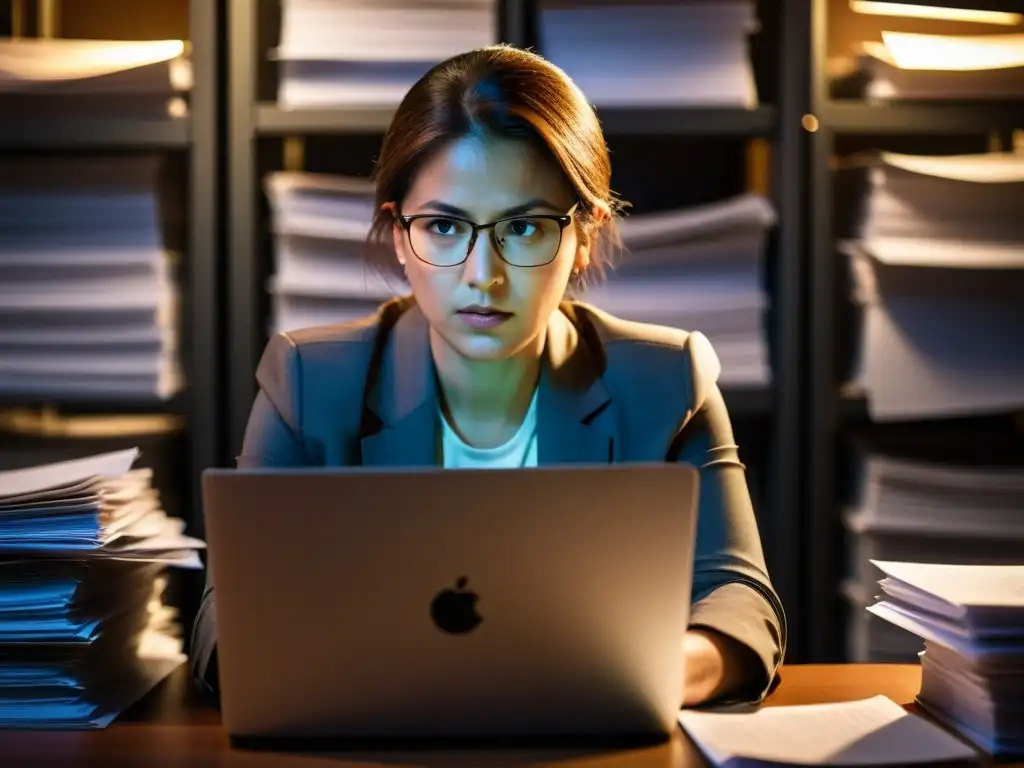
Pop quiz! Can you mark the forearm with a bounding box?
[681,627,761,707]
[674,380,787,704]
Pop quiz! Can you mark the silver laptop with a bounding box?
[202,463,699,741]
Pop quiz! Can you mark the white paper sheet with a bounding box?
[678,695,977,766]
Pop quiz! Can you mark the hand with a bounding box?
[681,628,760,707]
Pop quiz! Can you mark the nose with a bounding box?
[463,230,506,291]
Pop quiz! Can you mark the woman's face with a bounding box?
[392,135,591,362]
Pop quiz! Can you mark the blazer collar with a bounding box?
[361,302,614,467]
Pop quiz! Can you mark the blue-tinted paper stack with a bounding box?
[0,448,204,728]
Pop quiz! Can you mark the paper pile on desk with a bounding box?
[0,447,204,729]
[842,441,1024,663]
[869,561,1024,757]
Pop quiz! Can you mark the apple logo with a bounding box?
[430,576,482,634]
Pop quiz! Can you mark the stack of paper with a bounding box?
[275,0,497,109]
[580,194,775,386]
[0,37,191,119]
[837,151,1024,420]
[539,1,759,108]
[0,408,187,529]
[845,580,928,664]
[843,449,1024,663]
[0,155,183,402]
[265,172,404,335]
[856,31,1024,102]
[0,448,204,728]
[679,694,978,767]
[869,561,1024,757]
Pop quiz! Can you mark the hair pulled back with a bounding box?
[367,44,625,282]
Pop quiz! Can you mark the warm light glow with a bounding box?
[0,38,186,82]
[851,1,1023,26]
[879,31,1024,71]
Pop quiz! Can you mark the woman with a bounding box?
[192,44,785,707]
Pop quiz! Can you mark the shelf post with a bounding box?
[11,0,25,37]
[36,0,57,37]
[283,136,305,172]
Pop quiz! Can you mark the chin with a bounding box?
[450,334,519,361]
[432,316,541,362]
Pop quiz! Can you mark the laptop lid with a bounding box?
[203,463,699,740]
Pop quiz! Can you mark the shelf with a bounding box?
[0,394,187,418]
[256,104,397,135]
[0,117,191,150]
[596,106,776,136]
[820,102,1024,135]
[255,104,777,138]
[721,385,775,417]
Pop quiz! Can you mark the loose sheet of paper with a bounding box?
[678,695,977,766]
[0,448,138,499]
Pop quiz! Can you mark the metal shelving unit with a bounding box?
[806,0,1024,662]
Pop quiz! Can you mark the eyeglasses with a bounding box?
[393,204,579,268]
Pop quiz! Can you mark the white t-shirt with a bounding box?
[441,389,539,469]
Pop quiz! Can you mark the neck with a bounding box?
[430,327,545,449]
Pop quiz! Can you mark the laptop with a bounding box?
[202,463,700,742]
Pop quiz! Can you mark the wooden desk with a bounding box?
[0,664,1018,767]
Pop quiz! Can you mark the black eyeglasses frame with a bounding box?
[391,203,579,268]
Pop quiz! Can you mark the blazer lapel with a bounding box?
[360,301,617,467]
[360,304,439,467]
[537,305,617,465]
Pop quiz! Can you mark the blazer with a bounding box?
[190,296,786,703]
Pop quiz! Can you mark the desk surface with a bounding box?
[0,664,1018,767]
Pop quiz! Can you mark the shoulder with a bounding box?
[261,298,407,369]
[563,300,722,410]
[254,297,409,422]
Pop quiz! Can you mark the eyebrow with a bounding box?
[413,198,565,218]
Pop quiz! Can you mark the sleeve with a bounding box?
[675,332,787,704]
[189,332,313,703]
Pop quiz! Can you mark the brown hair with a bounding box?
[367,44,626,284]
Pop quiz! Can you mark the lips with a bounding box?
[457,305,512,317]
[456,306,513,330]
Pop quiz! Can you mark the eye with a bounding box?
[507,219,540,237]
[425,218,464,236]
